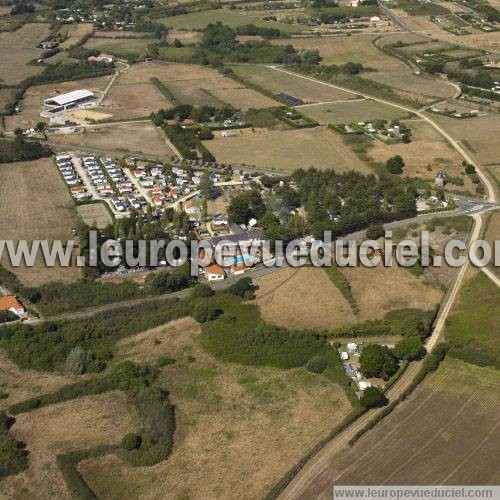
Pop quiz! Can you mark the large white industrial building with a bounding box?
[43,89,95,110]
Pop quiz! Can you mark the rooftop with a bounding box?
[45,89,95,106]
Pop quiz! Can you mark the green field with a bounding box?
[445,271,500,370]
[159,9,307,33]
[158,45,196,62]
[83,37,153,58]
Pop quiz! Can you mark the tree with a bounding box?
[360,344,398,380]
[360,386,388,408]
[394,335,425,361]
[386,155,405,174]
[199,172,217,200]
[173,38,182,48]
[35,122,46,134]
[192,301,222,323]
[191,283,214,298]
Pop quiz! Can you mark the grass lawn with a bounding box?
[445,270,500,369]
[159,9,307,33]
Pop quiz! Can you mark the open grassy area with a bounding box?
[0,158,80,287]
[159,8,307,33]
[77,316,351,499]
[252,267,355,330]
[230,64,357,103]
[0,391,139,499]
[445,270,500,369]
[429,113,500,166]
[300,357,500,497]
[300,98,411,125]
[76,203,113,230]
[51,122,176,157]
[273,35,404,71]
[108,62,277,111]
[59,23,93,49]
[0,23,50,85]
[204,126,371,172]
[83,36,153,58]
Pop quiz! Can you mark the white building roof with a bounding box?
[45,89,94,106]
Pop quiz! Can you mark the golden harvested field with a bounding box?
[230,64,356,103]
[0,5,11,15]
[80,317,352,500]
[59,23,93,49]
[0,392,140,500]
[0,158,80,287]
[429,113,500,166]
[107,61,277,110]
[51,122,176,157]
[273,35,404,71]
[64,109,113,123]
[300,98,411,125]
[92,30,154,39]
[0,23,50,85]
[376,32,428,47]
[297,358,500,499]
[204,126,371,173]
[252,267,355,330]
[343,264,442,322]
[365,120,473,191]
[361,71,456,101]
[77,202,113,229]
[4,75,112,131]
[0,352,75,412]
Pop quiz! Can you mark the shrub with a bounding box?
[386,155,405,174]
[360,386,388,408]
[306,356,327,374]
[121,433,142,451]
[366,224,385,240]
[192,301,222,323]
[225,277,256,299]
[190,283,214,298]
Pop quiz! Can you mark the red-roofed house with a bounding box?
[0,296,26,317]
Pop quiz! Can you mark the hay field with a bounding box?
[0,158,80,286]
[429,113,500,166]
[4,75,112,131]
[365,120,472,191]
[0,392,140,500]
[273,35,404,71]
[84,36,153,58]
[109,62,277,110]
[159,8,306,33]
[0,352,75,412]
[0,23,50,85]
[230,64,357,103]
[252,267,355,330]
[77,203,113,229]
[100,69,171,119]
[165,30,201,44]
[52,122,176,157]
[59,23,93,49]
[298,358,500,498]
[376,32,427,47]
[300,98,411,125]
[79,317,351,500]
[342,264,442,321]
[204,126,371,172]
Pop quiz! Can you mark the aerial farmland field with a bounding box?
[0,23,50,85]
[204,126,371,173]
[230,64,357,103]
[0,158,80,287]
[59,23,93,49]
[300,98,412,125]
[158,8,307,33]
[83,36,153,58]
[50,122,176,157]
[299,357,500,498]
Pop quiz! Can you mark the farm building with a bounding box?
[0,296,26,317]
[88,53,116,64]
[44,89,95,110]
